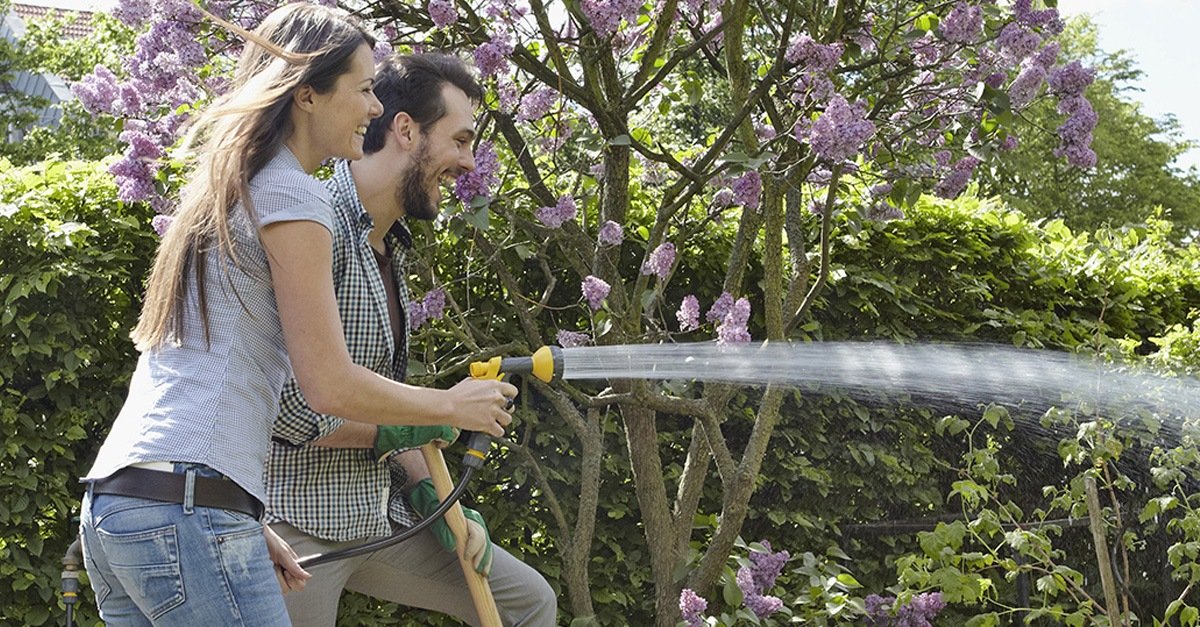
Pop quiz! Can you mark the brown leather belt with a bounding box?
[90,466,263,520]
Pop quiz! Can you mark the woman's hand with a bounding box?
[263,524,311,594]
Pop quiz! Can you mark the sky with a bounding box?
[15,0,1200,170]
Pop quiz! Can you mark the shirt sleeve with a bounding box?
[252,169,336,235]
[273,379,346,445]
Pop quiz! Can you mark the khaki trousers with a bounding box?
[271,522,557,626]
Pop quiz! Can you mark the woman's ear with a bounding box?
[293,84,317,112]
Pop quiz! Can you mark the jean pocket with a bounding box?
[96,524,186,620]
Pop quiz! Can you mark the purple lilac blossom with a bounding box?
[732,171,762,209]
[536,195,578,228]
[784,34,843,71]
[996,22,1041,62]
[581,0,642,38]
[733,561,784,618]
[864,594,892,625]
[151,214,174,236]
[791,72,836,108]
[72,65,120,115]
[1047,62,1097,168]
[422,288,447,321]
[1031,42,1060,69]
[598,220,624,246]
[881,592,947,627]
[581,276,611,310]
[516,87,558,122]
[455,141,499,203]
[938,2,983,44]
[1054,104,1097,167]
[496,81,520,114]
[706,291,734,323]
[910,34,943,65]
[408,301,428,330]
[677,295,700,332]
[1008,61,1047,108]
[798,95,876,163]
[743,593,784,618]
[1000,134,1019,151]
[112,0,152,27]
[483,0,528,21]
[747,540,790,593]
[473,35,513,78]
[716,298,751,344]
[984,71,1007,89]
[641,242,676,279]
[408,288,447,330]
[373,40,393,64]
[1047,61,1095,97]
[678,589,707,627]
[427,0,458,28]
[556,330,590,348]
[934,156,980,199]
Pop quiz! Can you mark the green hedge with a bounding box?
[2,159,1197,624]
[0,158,156,626]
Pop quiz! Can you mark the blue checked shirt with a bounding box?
[87,147,333,504]
[264,159,420,541]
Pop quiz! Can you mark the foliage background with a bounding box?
[1,0,1199,625]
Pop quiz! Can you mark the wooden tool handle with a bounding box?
[421,443,502,627]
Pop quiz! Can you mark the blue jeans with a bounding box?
[80,463,290,626]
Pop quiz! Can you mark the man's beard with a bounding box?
[397,143,438,221]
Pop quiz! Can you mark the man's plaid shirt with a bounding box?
[264,159,419,541]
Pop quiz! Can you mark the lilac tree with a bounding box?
[78,0,1096,622]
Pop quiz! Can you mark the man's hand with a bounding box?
[263,525,311,594]
[374,425,460,461]
[408,478,494,576]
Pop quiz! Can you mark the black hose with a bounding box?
[295,465,476,569]
[295,432,492,569]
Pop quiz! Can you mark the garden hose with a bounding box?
[293,347,561,568]
[295,431,491,569]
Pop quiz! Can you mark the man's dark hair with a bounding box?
[362,53,484,154]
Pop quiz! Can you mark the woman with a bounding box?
[80,5,517,625]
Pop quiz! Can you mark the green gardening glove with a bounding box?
[373,425,460,461]
[408,478,494,576]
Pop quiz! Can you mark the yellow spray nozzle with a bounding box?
[469,356,505,380]
[469,346,562,383]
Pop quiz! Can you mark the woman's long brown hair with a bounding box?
[131,3,374,351]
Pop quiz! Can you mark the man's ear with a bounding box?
[391,112,417,149]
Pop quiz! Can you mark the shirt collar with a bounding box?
[331,160,413,252]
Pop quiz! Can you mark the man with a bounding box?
[265,54,557,626]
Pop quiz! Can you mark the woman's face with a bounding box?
[307,43,383,164]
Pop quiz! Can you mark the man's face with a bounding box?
[396,84,477,221]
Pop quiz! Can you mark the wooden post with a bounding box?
[1084,476,1123,626]
[421,443,503,627]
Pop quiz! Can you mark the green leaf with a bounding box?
[982,404,1007,429]
[463,206,490,231]
[914,13,939,31]
[608,134,632,146]
[835,573,861,589]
